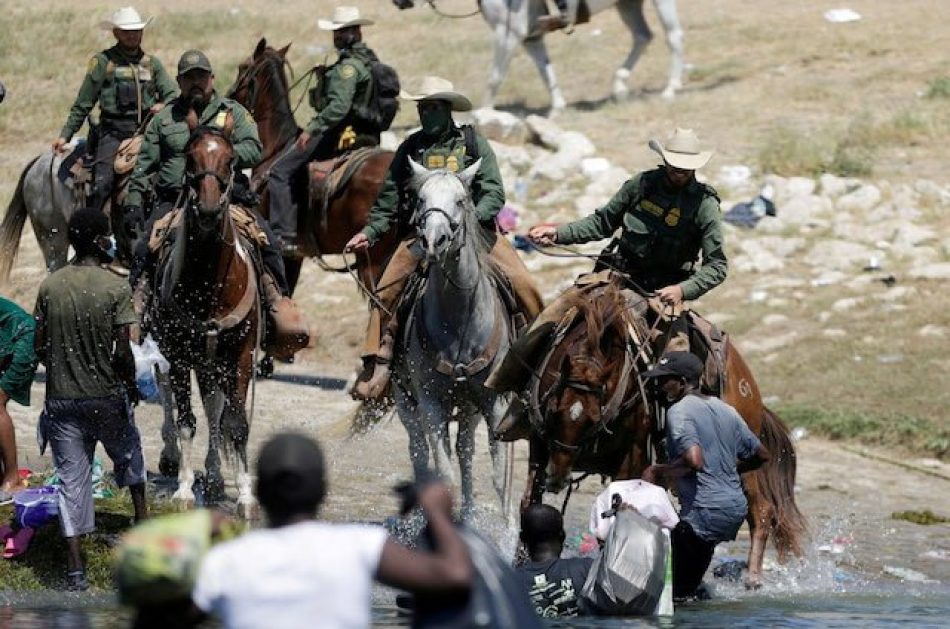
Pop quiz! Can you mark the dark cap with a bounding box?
[177,49,213,76]
[256,433,327,517]
[642,351,704,382]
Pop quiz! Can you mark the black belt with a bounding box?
[155,188,182,203]
[99,116,139,136]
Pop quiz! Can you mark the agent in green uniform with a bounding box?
[53,7,177,213]
[487,128,725,404]
[125,50,288,297]
[268,6,382,254]
[344,76,543,400]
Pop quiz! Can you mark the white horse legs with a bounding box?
[653,0,684,99]
[614,0,684,100]
[485,27,522,110]
[522,38,567,113]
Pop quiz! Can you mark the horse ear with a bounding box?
[185,107,199,132]
[408,157,432,189]
[278,42,292,57]
[254,38,267,59]
[458,158,481,188]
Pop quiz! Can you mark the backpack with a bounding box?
[355,56,401,134]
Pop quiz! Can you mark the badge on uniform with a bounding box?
[426,155,446,169]
[445,155,459,172]
[665,207,681,227]
[339,64,356,79]
[87,56,100,74]
[213,111,228,128]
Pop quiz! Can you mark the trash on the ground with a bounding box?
[712,558,747,581]
[47,456,114,499]
[791,426,809,441]
[749,289,769,303]
[817,543,845,555]
[824,8,862,23]
[882,565,937,583]
[13,486,59,529]
[863,255,882,271]
[512,234,534,252]
[132,334,170,402]
[723,189,777,228]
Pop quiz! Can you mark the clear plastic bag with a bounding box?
[131,334,169,402]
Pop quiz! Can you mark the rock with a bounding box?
[470,108,529,144]
[580,157,611,179]
[573,195,606,217]
[810,271,848,287]
[942,238,950,257]
[525,114,565,150]
[875,286,916,302]
[733,236,805,273]
[556,131,596,157]
[762,314,788,326]
[918,324,946,337]
[379,131,399,151]
[713,165,754,196]
[836,184,881,213]
[898,246,939,266]
[914,179,950,206]
[805,239,881,271]
[785,176,816,198]
[822,328,847,338]
[748,289,769,303]
[891,224,936,249]
[818,173,857,198]
[742,331,799,354]
[704,312,735,326]
[780,194,833,225]
[908,263,950,280]
[585,166,630,197]
[867,201,921,222]
[832,297,863,312]
[490,141,533,174]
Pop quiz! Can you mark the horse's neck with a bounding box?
[255,65,298,162]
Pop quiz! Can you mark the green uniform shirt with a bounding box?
[556,168,727,301]
[34,266,138,400]
[60,45,178,140]
[0,297,37,407]
[126,92,262,208]
[362,125,505,245]
[306,42,376,136]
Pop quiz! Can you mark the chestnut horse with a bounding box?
[150,114,258,518]
[226,38,399,295]
[523,277,806,586]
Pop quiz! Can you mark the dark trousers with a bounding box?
[267,134,334,241]
[130,199,289,296]
[671,521,717,599]
[90,132,124,212]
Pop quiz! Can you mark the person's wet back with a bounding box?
[191,432,472,629]
[518,504,594,618]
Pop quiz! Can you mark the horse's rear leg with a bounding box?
[614,0,654,101]
[486,26,522,110]
[522,38,567,113]
[157,368,180,477]
[651,0,684,99]
[743,472,771,589]
[170,366,198,508]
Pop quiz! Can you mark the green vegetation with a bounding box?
[925,76,950,99]
[776,405,950,460]
[891,509,949,525]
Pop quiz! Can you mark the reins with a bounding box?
[424,0,481,19]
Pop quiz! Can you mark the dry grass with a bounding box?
[1,0,949,454]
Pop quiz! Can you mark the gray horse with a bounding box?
[392,159,513,521]
[395,0,684,111]
[0,152,75,282]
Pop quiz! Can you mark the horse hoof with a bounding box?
[744,575,763,590]
[158,455,179,478]
[237,500,259,521]
[172,491,196,511]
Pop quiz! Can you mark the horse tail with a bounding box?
[0,156,38,283]
[755,406,808,560]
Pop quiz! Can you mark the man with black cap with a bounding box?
[191,432,472,627]
[640,352,770,599]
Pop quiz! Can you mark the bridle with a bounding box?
[185,129,235,215]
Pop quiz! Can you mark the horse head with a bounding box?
[227,38,292,112]
[542,284,640,492]
[409,157,481,261]
[184,113,235,235]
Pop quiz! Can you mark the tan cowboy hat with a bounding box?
[318,6,374,31]
[399,76,473,112]
[648,127,714,170]
[99,6,152,31]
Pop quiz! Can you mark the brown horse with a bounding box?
[150,113,259,518]
[523,277,806,587]
[226,38,399,295]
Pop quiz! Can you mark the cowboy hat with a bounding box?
[99,6,152,31]
[648,127,714,170]
[399,76,472,112]
[318,6,374,31]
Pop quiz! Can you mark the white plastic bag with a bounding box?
[131,335,170,401]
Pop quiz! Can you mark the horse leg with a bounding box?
[521,37,567,113]
[395,388,430,479]
[157,368,180,477]
[485,25,522,110]
[170,365,198,508]
[456,412,476,522]
[198,368,227,504]
[522,434,549,512]
[228,343,257,520]
[651,0,685,99]
[422,400,456,485]
[743,472,771,589]
[613,0,654,101]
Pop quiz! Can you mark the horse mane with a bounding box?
[565,281,630,362]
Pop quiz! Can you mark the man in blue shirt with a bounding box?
[641,352,770,599]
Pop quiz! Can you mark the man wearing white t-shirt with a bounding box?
[192,433,472,629]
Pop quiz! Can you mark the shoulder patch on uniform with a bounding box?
[87,56,100,73]
[213,111,229,128]
[339,64,357,80]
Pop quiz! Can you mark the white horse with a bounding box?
[394,0,684,111]
[0,152,76,282]
[391,159,514,521]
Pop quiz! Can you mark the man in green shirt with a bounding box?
[52,7,177,213]
[34,208,147,590]
[125,50,288,298]
[268,6,382,255]
[0,297,37,502]
[488,128,725,401]
[344,77,543,400]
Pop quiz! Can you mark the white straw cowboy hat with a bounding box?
[399,76,473,112]
[318,6,374,31]
[648,128,714,170]
[99,6,152,31]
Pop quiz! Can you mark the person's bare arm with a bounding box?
[376,483,472,593]
[737,444,770,474]
[642,445,704,484]
[112,325,138,404]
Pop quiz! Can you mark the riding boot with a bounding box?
[351,329,395,400]
[261,271,310,361]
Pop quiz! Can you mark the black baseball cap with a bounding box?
[643,351,704,382]
[256,433,327,517]
[177,49,213,76]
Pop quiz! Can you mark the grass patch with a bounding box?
[925,77,950,99]
[891,509,949,525]
[775,405,950,460]
[756,125,829,176]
